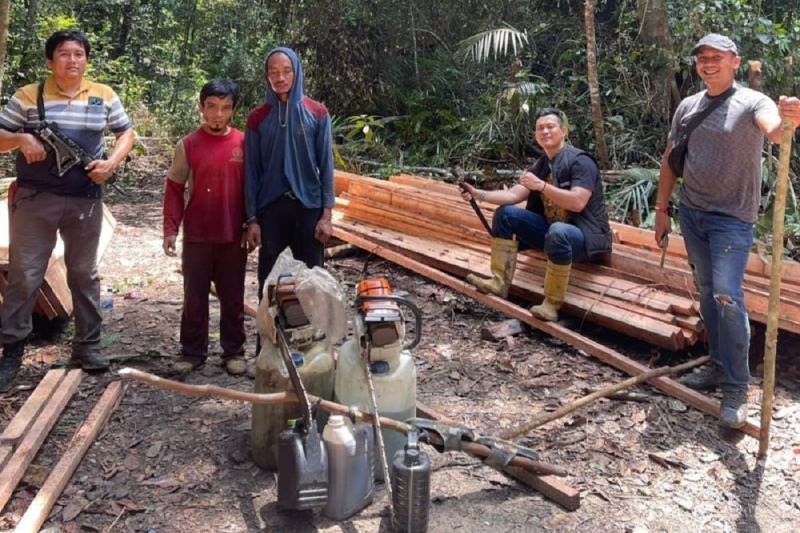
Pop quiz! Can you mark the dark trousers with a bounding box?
[1,187,103,357]
[256,196,323,299]
[181,240,247,360]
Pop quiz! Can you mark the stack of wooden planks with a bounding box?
[332,171,800,350]
[0,179,117,320]
[0,369,124,530]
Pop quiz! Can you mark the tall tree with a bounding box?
[584,0,609,169]
[636,0,679,124]
[0,0,10,95]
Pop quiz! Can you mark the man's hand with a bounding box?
[246,222,262,251]
[778,96,800,130]
[163,235,178,257]
[460,182,479,202]
[314,216,332,244]
[519,171,545,192]
[653,210,671,247]
[85,159,117,184]
[18,133,47,163]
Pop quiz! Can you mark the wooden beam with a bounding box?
[333,228,761,439]
[15,381,125,533]
[415,401,581,511]
[0,369,83,512]
[0,369,67,445]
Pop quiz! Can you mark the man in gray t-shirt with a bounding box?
[654,33,800,430]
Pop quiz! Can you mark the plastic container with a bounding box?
[391,430,431,533]
[252,338,335,470]
[277,420,328,510]
[100,288,114,312]
[334,338,416,480]
[322,416,374,520]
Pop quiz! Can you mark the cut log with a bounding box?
[14,381,125,533]
[0,369,67,445]
[0,369,83,512]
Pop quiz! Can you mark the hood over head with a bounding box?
[264,47,305,106]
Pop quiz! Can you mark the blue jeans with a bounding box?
[679,204,753,389]
[492,205,589,265]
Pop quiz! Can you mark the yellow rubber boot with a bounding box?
[466,237,518,298]
[530,261,571,321]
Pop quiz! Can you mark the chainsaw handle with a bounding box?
[355,294,423,350]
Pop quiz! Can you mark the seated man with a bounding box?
[461,107,612,321]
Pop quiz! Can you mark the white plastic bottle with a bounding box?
[322,415,374,520]
[334,338,416,480]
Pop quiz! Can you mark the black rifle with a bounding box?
[452,168,493,237]
[34,81,125,194]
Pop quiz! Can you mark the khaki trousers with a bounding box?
[1,187,103,357]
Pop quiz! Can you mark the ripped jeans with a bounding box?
[679,204,754,389]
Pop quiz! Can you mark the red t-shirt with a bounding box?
[164,127,245,243]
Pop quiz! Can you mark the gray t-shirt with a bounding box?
[669,84,777,222]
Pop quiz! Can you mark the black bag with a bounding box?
[667,86,736,177]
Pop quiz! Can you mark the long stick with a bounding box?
[500,355,709,440]
[118,368,567,476]
[759,117,794,456]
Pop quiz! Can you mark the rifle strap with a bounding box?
[36,80,46,122]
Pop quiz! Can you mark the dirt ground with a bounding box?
[1,149,799,532]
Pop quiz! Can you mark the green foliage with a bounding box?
[456,24,528,63]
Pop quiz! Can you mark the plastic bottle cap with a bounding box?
[370,360,390,374]
[291,352,304,367]
[405,448,419,465]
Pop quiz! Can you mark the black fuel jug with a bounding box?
[391,429,431,532]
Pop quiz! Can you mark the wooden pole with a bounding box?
[500,355,709,439]
[759,117,794,456]
[118,368,567,477]
[14,382,125,533]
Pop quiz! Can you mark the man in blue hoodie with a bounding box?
[244,47,335,298]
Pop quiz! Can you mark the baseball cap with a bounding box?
[691,33,738,55]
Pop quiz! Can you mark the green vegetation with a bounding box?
[1,0,799,246]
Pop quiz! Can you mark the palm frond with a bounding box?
[456,25,528,64]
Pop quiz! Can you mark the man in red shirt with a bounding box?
[162,79,250,375]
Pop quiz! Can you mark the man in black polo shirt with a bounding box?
[461,107,611,321]
[0,30,134,390]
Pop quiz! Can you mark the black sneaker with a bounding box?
[0,341,25,392]
[719,386,747,429]
[680,363,723,391]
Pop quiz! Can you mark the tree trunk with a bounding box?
[0,0,10,96]
[584,0,610,169]
[636,0,679,122]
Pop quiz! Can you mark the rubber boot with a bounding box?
[0,342,25,392]
[466,237,518,298]
[530,261,572,322]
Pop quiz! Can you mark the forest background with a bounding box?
[0,0,799,247]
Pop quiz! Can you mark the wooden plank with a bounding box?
[611,221,800,282]
[415,401,581,511]
[333,228,760,439]
[15,381,125,533]
[0,369,67,445]
[0,444,11,471]
[0,369,83,512]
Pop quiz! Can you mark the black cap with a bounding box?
[692,33,738,55]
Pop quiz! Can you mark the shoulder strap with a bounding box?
[681,85,736,139]
[36,80,46,121]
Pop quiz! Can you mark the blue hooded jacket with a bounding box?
[244,47,335,219]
